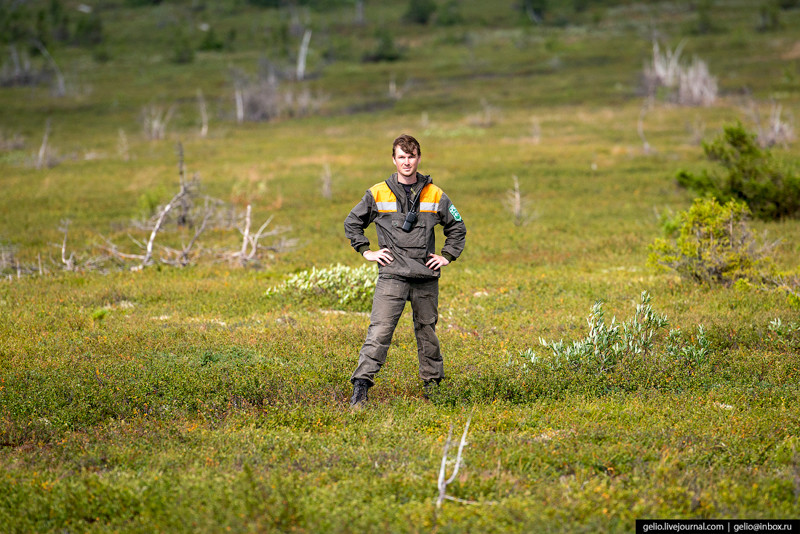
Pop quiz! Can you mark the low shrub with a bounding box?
[362,31,401,62]
[73,13,104,47]
[171,29,195,64]
[495,292,713,401]
[265,263,377,311]
[198,28,224,52]
[403,0,437,25]
[648,198,778,286]
[676,122,800,220]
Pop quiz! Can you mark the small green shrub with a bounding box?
[265,263,377,311]
[502,292,711,399]
[757,3,782,32]
[436,0,464,26]
[198,28,224,52]
[528,292,670,375]
[362,31,401,62]
[171,29,195,64]
[72,13,104,46]
[523,291,707,376]
[648,198,778,286]
[403,0,437,25]
[676,122,800,220]
[246,0,281,7]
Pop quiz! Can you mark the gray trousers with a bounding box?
[351,276,444,385]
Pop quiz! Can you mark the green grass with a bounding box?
[2,0,800,532]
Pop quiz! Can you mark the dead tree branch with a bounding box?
[745,95,795,148]
[220,204,294,267]
[30,39,65,96]
[197,89,209,138]
[504,175,535,226]
[36,119,51,170]
[321,163,332,199]
[296,29,312,81]
[437,409,474,509]
[638,97,654,154]
[160,207,210,267]
[143,190,183,267]
[59,219,75,271]
[142,104,175,140]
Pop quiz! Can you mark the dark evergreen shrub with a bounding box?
[403,0,437,25]
[676,123,800,220]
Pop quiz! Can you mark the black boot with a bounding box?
[349,378,371,410]
[423,378,442,400]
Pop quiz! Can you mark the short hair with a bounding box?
[392,134,421,158]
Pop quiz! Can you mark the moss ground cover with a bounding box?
[2,0,800,531]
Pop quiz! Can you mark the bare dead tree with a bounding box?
[643,40,717,107]
[117,128,130,161]
[175,142,198,227]
[354,0,365,25]
[688,116,705,146]
[296,29,312,81]
[638,97,654,154]
[321,163,332,199]
[0,239,18,275]
[30,39,65,97]
[223,204,292,266]
[0,129,25,151]
[2,44,44,87]
[523,0,543,24]
[678,58,717,106]
[480,98,494,127]
[504,175,535,226]
[49,220,105,273]
[231,66,327,123]
[643,40,685,95]
[234,82,245,124]
[746,97,795,148]
[160,202,214,267]
[142,104,175,140]
[101,147,290,269]
[101,186,186,270]
[36,119,51,170]
[143,190,184,267]
[530,116,541,145]
[197,89,209,138]
[59,219,75,271]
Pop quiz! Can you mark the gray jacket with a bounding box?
[344,172,466,279]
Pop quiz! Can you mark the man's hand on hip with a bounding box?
[426,254,450,270]
[364,248,394,266]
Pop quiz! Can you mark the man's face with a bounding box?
[392,145,420,180]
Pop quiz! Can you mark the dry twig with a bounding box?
[504,175,535,226]
[436,409,494,510]
[321,163,332,199]
[36,119,51,170]
[59,219,75,271]
[197,89,209,138]
[638,97,654,154]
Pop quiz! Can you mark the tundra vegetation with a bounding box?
[1,0,800,532]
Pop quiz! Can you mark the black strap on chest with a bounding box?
[388,179,423,213]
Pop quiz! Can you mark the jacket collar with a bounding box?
[386,172,431,201]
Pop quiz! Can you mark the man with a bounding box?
[344,134,467,409]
